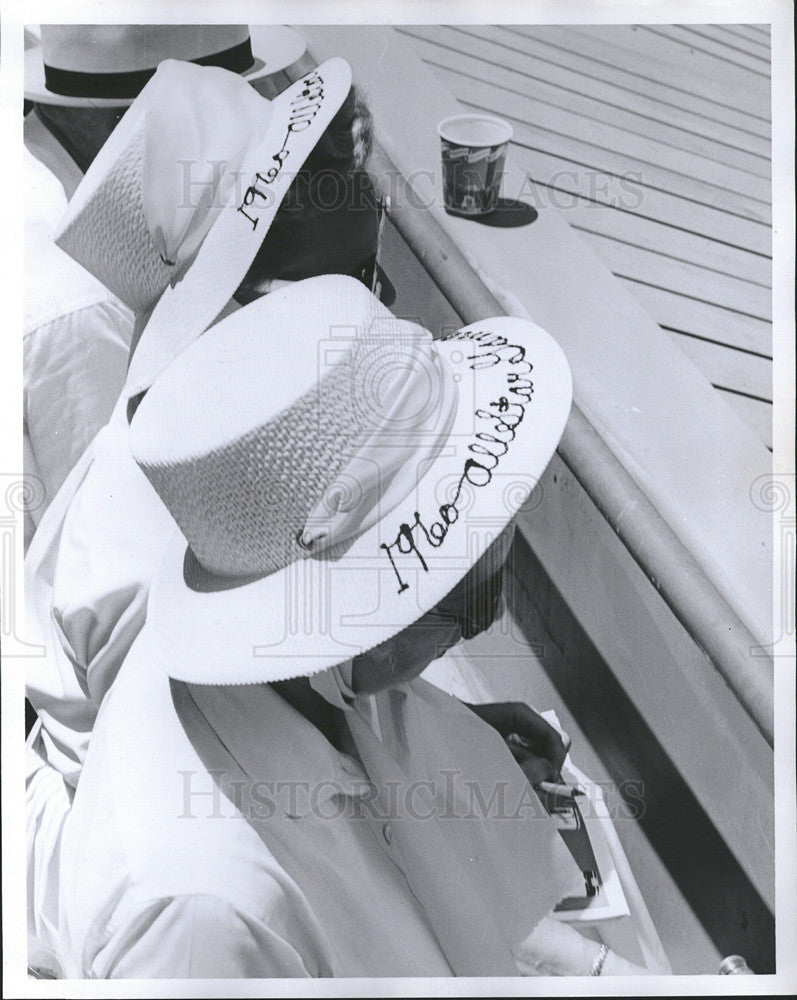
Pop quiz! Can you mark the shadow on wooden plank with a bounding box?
[465,198,538,228]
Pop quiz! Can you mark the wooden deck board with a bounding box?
[678,24,771,57]
[621,281,772,356]
[560,205,771,288]
[398,26,771,172]
[520,26,771,117]
[714,24,771,45]
[667,332,772,402]
[645,24,773,77]
[666,334,773,398]
[402,23,773,447]
[452,25,772,152]
[716,390,773,450]
[579,230,771,321]
[426,60,772,210]
[492,25,771,136]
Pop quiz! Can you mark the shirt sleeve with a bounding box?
[25,431,151,787]
[92,894,314,979]
[26,402,177,788]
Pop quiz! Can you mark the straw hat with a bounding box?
[52,56,353,398]
[54,56,351,315]
[130,274,573,685]
[24,24,306,107]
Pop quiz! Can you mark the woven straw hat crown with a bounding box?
[130,275,450,580]
[56,115,175,312]
[54,60,271,314]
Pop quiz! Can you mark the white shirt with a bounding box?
[26,394,177,785]
[24,393,178,976]
[56,626,580,978]
[24,111,134,545]
[23,109,139,976]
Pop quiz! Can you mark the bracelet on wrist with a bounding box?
[590,943,609,976]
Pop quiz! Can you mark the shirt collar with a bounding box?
[307,660,355,711]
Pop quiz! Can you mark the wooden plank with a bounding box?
[649,24,772,75]
[715,389,772,449]
[432,68,772,219]
[581,25,771,110]
[680,24,771,58]
[521,149,771,255]
[578,229,771,321]
[498,79,768,206]
[562,203,772,288]
[505,25,771,134]
[620,280,772,356]
[445,26,770,160]
[402,27,770,177]
[509,143,772,258]
[666,332,772,400]
[716,24,771,45]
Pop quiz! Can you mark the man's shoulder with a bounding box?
[62,636,285,901]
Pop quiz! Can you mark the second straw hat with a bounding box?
[130,274,573,685]
[54,57,352,316]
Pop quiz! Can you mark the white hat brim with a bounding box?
[24,25,307,107]
[145,317,573,686]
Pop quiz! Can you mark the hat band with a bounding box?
[43,37,255,99]
[299,342,460,555]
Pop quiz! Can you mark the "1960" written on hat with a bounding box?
[237,69,326,229]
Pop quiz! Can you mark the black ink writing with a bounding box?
[237,71,325,229]
[380,332,534,593]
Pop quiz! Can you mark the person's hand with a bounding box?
[512,916,654,976]
[464,701,570,785]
